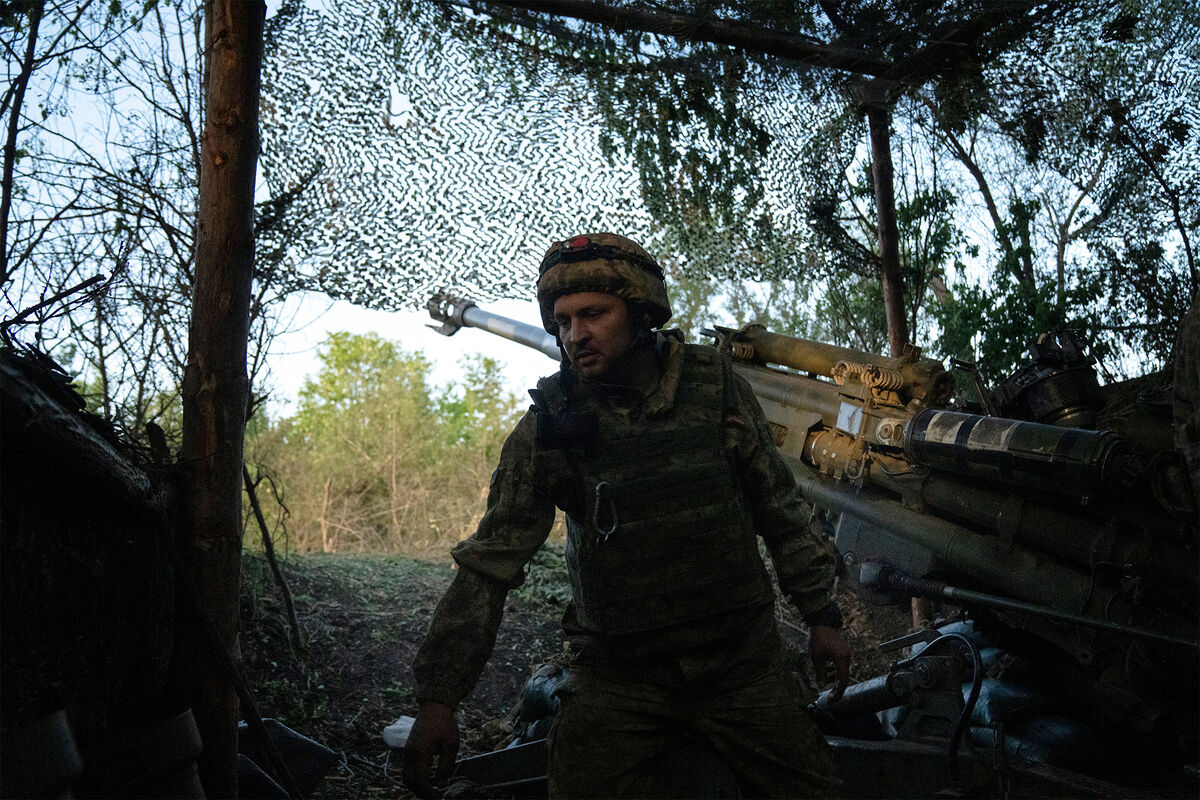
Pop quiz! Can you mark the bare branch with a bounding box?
[468,0,894,75]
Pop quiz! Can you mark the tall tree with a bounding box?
[177,0,264,793]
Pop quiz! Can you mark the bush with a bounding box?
[513,538,571,611]
[246,332,522,555]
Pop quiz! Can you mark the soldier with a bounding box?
[403,233,851,798]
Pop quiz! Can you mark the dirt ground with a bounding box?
[240,549,909,799]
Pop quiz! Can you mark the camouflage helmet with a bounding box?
[536,232,672,334]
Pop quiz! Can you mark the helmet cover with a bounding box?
[536,233,672,334]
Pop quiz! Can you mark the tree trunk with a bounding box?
[862,81,909,357]
[178,0,265,796]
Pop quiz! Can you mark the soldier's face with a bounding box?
[553,292,637,380]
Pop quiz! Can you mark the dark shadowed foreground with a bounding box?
[241,551,904,799]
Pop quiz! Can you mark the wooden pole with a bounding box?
[179,0,265,795]
[861,79,909,358]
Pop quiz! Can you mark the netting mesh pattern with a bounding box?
[260,1,655,310]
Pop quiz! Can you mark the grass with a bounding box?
[240,549,565,798]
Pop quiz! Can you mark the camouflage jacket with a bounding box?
[412,335,837,708]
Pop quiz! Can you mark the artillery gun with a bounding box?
[426,293,1199,797]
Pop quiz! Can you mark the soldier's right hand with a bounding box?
[402,701,459,797]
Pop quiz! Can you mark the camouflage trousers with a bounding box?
[546,630,838,799]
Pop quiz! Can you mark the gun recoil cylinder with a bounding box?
[903,408,1129,499]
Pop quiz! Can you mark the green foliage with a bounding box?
[930,0,1200,374]
[248,332,522,554]
[473,0,1193,374]
[6,0,305,454]
[934,265,1108,385]
[71,363,184,447]
[436,356,521,461]
[662,268,720,339]
[512,539,571,611]
[803,141,976,352]
[813,274,888,354]
[291,331,434,442]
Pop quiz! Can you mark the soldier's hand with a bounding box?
[402,701,459,797]
[810,625,852,702]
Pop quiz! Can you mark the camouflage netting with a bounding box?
[257,0,837,310]
[259,0,653,309]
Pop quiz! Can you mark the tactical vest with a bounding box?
[532,344,775,636]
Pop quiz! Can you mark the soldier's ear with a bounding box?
[630,303,656,346]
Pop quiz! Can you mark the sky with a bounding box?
[263,291,558,416]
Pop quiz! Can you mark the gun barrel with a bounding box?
[739,325,886,376]
[867,566,1200,652]
[735,363,843,428]
[462,305,560,361]
[428,293,560,361]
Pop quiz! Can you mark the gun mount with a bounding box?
[426,291,1199,796]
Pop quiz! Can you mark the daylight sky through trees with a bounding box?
[4,0,1197,422]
